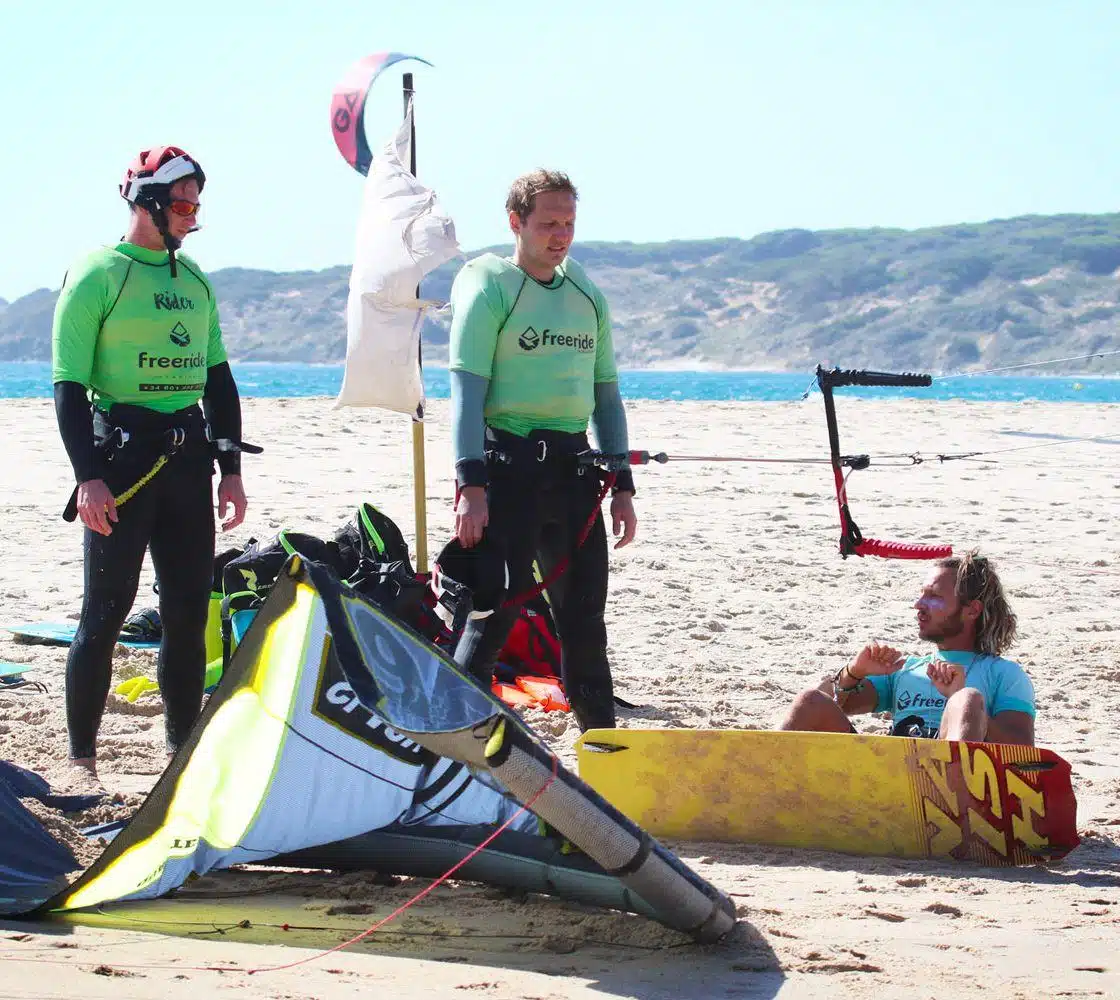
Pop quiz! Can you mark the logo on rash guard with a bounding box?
[517,327,595,353]
[169,322,191,347]
[154,291,195,311]
[896,690,946,711]
[137,350,206,369]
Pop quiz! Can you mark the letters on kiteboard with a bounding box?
[909,739,1058,863]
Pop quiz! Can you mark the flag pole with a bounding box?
[403,71,429,574]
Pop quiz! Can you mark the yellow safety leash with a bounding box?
[114,455,169,509]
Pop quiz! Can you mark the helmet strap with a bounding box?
[153,208,181,278]
[137,191,181,277]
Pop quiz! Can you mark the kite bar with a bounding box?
[816,362,950,560]
[816,366,933,390]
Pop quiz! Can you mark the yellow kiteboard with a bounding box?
[575,729,1079,867]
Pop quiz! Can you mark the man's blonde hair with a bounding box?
[938,550,1018,656]
[505,169,578,221]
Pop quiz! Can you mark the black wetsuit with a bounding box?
[51,240,245,759]
[54,368,241,758]
[452,428,618,731]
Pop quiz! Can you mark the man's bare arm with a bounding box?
[813,667,879,716]
[816,642,906,716]
[985,709,1035,746]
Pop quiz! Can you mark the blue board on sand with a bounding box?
[1,661,44,693]
[5,623,161,649]
[1,662,34,679]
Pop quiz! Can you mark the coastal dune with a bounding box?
[1,395,1118,999]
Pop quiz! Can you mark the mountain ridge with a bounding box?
[4,212,1119,372]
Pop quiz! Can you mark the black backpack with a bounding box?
[218,502,423,668]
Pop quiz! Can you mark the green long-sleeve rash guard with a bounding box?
[447,252,632,491]
[52,242,229,415]
[452,369,629,466]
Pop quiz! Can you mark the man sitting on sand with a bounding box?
[779,550,1036,745]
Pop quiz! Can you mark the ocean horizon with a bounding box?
[3,361,1120,404]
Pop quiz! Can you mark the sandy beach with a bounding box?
[1,394,1118,999]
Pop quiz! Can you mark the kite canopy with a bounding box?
[330,51,433,175]
[0,762,99,915]
[11,557,735,944]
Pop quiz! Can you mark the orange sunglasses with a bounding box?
[169,200,200,217]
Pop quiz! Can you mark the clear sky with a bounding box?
[2,0,1117,302]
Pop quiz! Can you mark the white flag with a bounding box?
[335,101,461,415]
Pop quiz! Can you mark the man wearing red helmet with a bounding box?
[50,146,251,783]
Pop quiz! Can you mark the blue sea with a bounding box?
[3,361,1120,403]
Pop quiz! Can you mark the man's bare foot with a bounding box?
[70,756,98,778]
[63,757,106,795]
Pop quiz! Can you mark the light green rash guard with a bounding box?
[52,242,228,415]
[448,253,618,437]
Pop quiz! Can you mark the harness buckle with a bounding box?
[536,440,548,463]
[114,428,130,449]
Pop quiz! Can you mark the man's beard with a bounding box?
[921,609,966,644]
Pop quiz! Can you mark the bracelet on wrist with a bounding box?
[833,665,865,695]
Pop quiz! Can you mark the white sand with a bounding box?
[2,396,1118,999]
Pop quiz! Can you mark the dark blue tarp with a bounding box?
[0,762,100,916]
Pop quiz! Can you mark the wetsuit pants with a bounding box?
[65,437,215,759]
[453,430,616,732]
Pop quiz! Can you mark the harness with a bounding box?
[475,427,618,611]
[62,404,262,522]
[890,715,941,740]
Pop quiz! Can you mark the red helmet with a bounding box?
[120,146,205,206]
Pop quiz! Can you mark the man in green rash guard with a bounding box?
[445,169,637,732]
[51,145,250,783]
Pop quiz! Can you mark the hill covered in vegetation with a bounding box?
[4,213,1119,372]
